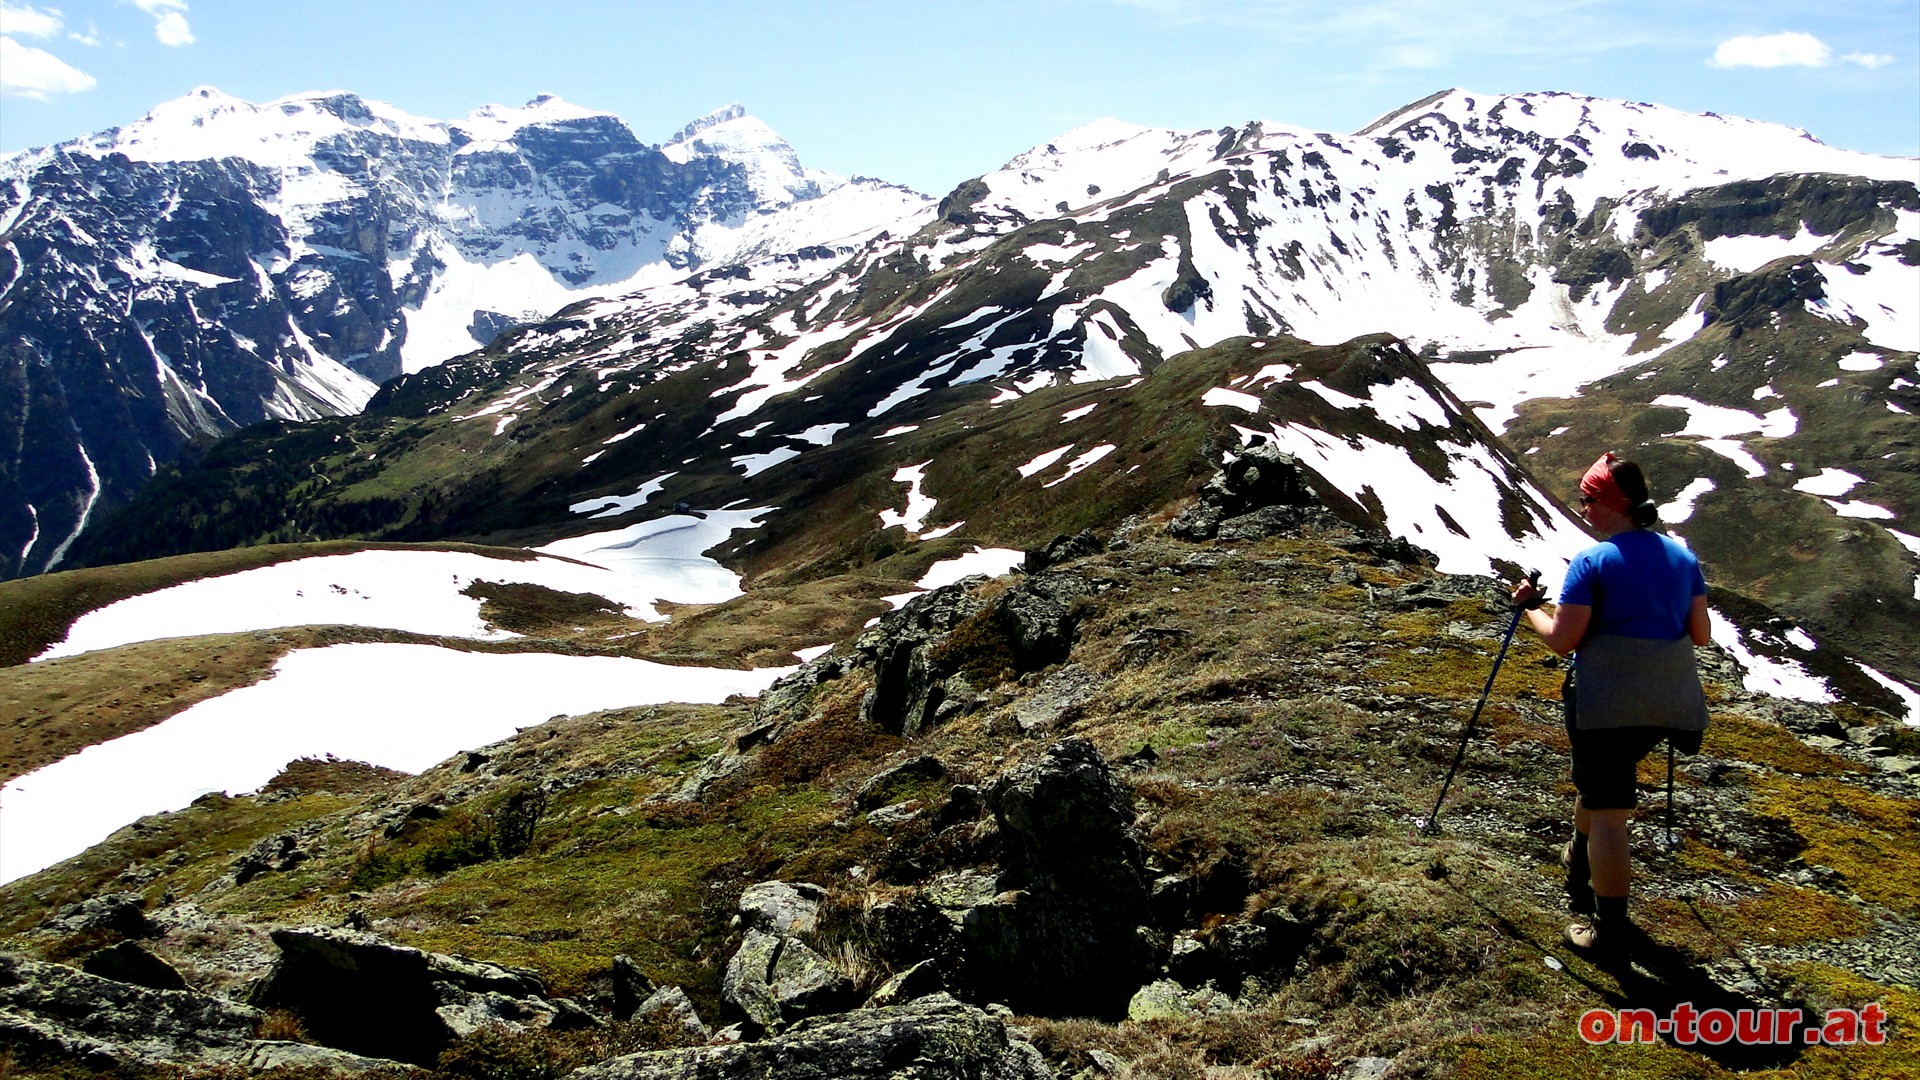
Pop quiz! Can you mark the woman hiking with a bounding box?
[1511,452,1711,961]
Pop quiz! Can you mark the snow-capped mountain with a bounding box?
[0,89,928,578]
[66,90,1920,715]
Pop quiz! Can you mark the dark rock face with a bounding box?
[855,741,1155,1018]
[81,941,189,991]
[980,738,1156,1018]
[571,993,1053,1080]
[245,927,567,1065]
[855,571,1094,737]
[1023,529,1105,573]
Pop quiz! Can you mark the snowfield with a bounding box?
[0,643,791,885]
[36,535,767,662]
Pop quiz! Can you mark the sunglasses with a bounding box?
[1577,495,1597,506]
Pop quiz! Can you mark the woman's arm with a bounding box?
[1688,593,1711,647]
[1511,578,1590,656]
[1525,602,1591,657]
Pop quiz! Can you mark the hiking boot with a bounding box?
[1563,917,1648,967]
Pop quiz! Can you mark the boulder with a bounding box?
[857,573,1092,737]
[737,880,827,935]
[39,891,157,938]
[910,734,1144,1014]
[1171,443,1320,540]
[721,930,785,1029]
[998,572,1091,669]
[855,756,949,810]
[1126,978,1233,1022]
[570,993,1053,1080]
[1011,663,1102,733]
[231,829,312,884]
[720,928,854,1031]
[0,952,260,1067]
[867,802,925,830]
[612,954,656,1021]
[863,958,943,1009]
[633,984,709,1043]
[245,1041,421,1075]
[246,927,565,1066]
[1023,529,1105,573]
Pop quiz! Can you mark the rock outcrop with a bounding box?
[246,927,588,1066]
[856,571,1094,737]
[720,882,853,1031]
[861,739,1156,1019]
[0,952,260,1067]
[1168,441,1324,541]
[570,993,1053,1080]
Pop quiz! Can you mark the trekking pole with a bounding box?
[1422,569,1541,835]
[1666,742,1676,849]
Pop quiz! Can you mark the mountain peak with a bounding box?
[667,104,750,146]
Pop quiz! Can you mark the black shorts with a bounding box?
[1564,673,1674,810]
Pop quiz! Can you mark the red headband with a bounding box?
[1580,452,1633,514]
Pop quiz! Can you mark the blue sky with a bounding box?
[3,1,1915,195]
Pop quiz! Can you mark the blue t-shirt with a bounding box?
[1561,530,1706,641]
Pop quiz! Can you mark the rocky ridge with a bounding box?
[4,450,1916,1077]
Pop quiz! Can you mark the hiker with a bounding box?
[1510,452,1711,959]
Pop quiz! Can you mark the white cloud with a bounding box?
[68,19,101,46]
[0,34,96,98]
[1843,52,1896,69]
[1709,31,1832,69]
[131,0,193,46]
[0,2,63,38]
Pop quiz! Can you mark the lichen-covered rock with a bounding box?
[244,1040,420,1075]
[737,880,826,934]
[0,952,260,1066]
[862,958,943,1009]
[570,993,1054,1080]
[633,984,710,1043]
[721,929,785,1029]
[720,928,853,1031]
[1126,978,1232,1022]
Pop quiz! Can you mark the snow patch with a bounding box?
[0,643,790,884]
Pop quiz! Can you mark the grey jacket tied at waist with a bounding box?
[1569,633,1708,732]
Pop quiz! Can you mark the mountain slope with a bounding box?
[5,88,1920,1070]
[0,90,928,579]
[67,89,1920,696]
